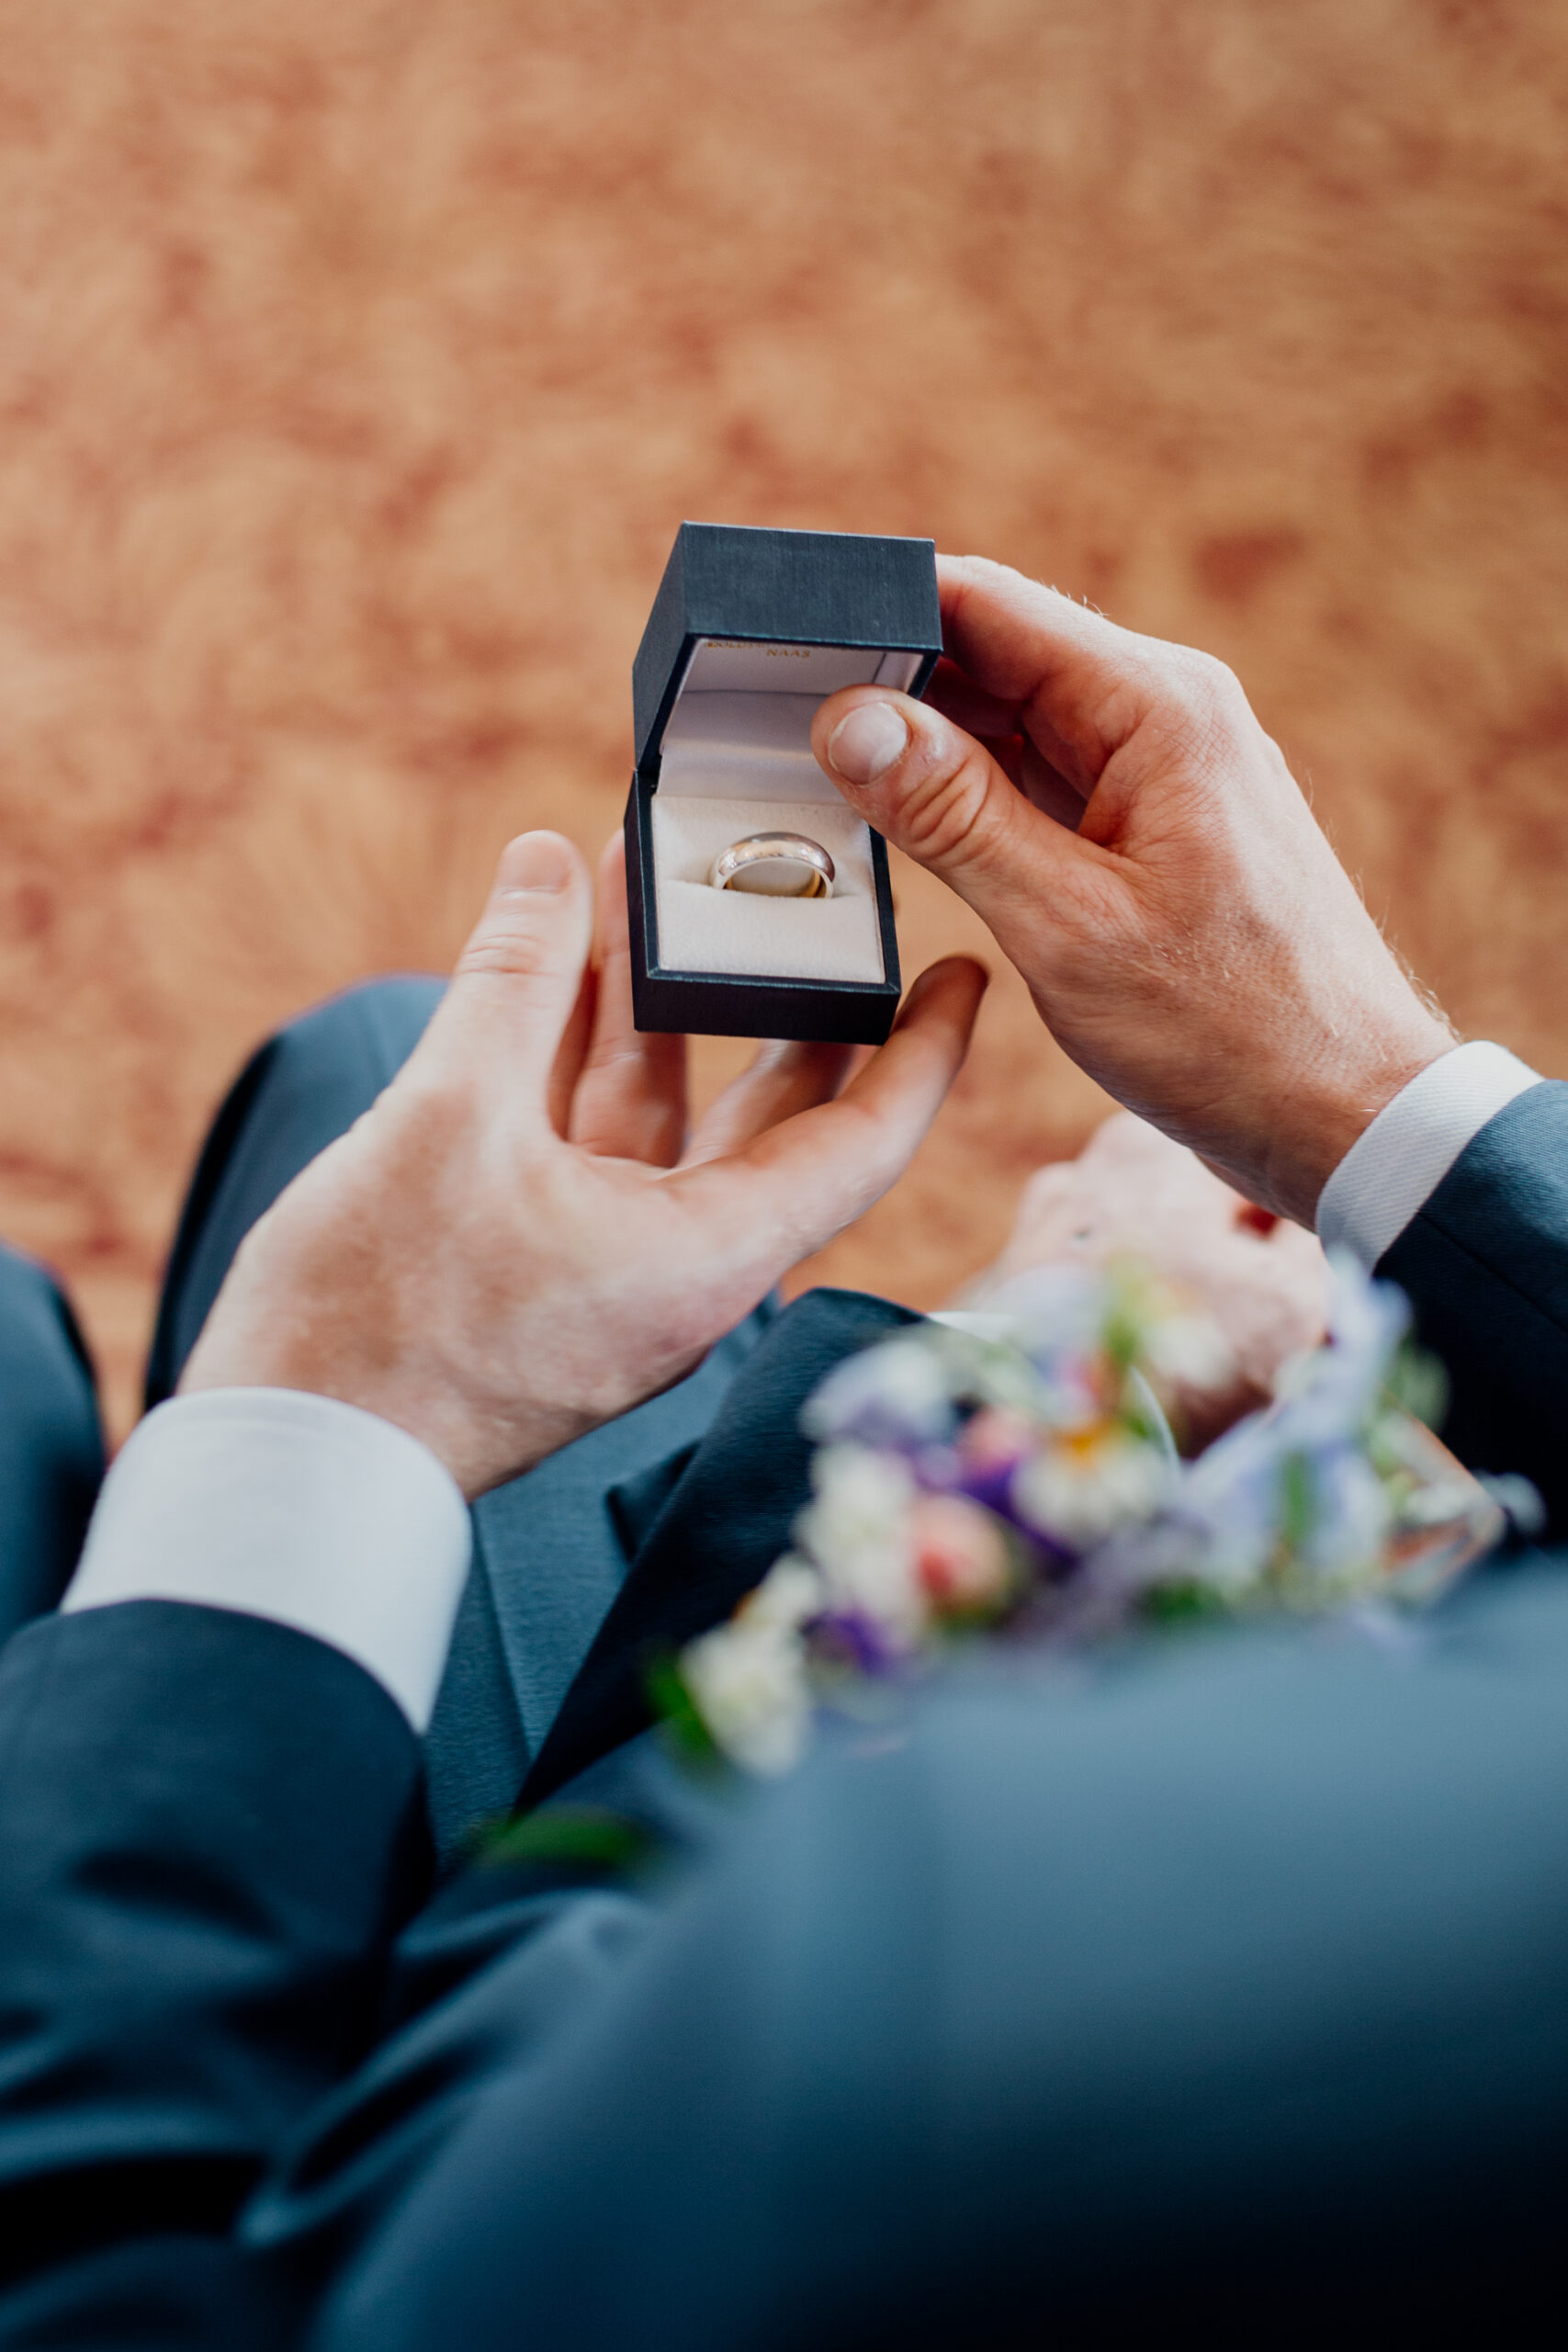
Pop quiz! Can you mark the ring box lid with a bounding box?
[626,523,941,1046]
[633,522,942,806]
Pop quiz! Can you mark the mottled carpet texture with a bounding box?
[2,0,1565,1436]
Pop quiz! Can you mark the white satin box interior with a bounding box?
[626,524,942,1044]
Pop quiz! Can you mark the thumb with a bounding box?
[811,687,1097,945]
[414,831,594,1112]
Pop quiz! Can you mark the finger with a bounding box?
[681,1037,855,1169]
[546,832,633,1132]
[547,958,598,1139]
[412,831,594,1119]
[671,958,987,1272]
[935,553,1181,786]
[922,656,1025,741]
[569,833,688,1165]
[965,729,1089,831]
[810,684,1110,943]
[1018,736,1091,829]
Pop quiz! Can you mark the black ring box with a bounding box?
[625,522,942,1044]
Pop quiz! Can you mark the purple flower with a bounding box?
[1269,1249,1409,1451]
[807,1609,910,1678]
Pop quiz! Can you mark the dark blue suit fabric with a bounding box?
[0,1246,104,1647]
[2,1043,1568,2342]
[1382,1078,1568,1537]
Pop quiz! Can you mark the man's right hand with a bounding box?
[813,556,1455,1227]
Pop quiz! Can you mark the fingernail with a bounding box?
[500,831,573,895]
[828,702,909,785]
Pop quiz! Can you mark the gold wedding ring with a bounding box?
[709,832,836,899]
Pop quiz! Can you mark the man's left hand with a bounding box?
[181,829,986,1497]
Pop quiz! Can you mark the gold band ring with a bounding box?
[708,832,836,899]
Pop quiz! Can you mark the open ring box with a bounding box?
[626,522,942,1043]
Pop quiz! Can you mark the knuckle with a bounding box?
[896,741,1008,872]
[951,552,1021,599]
[1154,648,1254,762]
[1168,644,1228,706]
[456,922,562,984]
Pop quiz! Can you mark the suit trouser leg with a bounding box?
[144,977,776,1858]
[0,1246,105,1647]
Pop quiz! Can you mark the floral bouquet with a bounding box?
[661,1254,1535,1778]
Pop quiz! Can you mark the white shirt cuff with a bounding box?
[62,1390,471,1732]
[1315,1041,1544,1269]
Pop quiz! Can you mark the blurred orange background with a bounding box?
[2,0,1566,1439]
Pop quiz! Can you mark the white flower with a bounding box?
[1175,1410,1292,1594]
[988,1263,1108,1361]
[793,1444,929,1643]
[1011,1423,1176,1551]
[681,1614,815,1777]
[1290,1446,1392,1589]
[803,1337,957,1447]
[1271,1250,1409,1442]
[983,1266,1109,1428]
[742,1555,825,1633]
[1168,1410,1394,1604]
[1140,1306,1235,1396]
[1474,1473,1545,1541]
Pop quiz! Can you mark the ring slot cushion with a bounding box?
[626,522,942,1043]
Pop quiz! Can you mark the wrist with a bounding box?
[1259,1017,1460,1228]
[180,1345,574,1501]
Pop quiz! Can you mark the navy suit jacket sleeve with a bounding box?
[1381,1079,1568,1537]
[0,1291,915,2345]
[0,1599,428,2342]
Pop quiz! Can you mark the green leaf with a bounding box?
[1382,1340,1449,1434]
[1278,1450,1316,1556]
[1140,1580,1226,1624]
[646,1653,725,1771]
[469,1805,655,1873]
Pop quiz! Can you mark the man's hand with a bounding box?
[812,555,1454,1226]
[182,831,986,1497]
